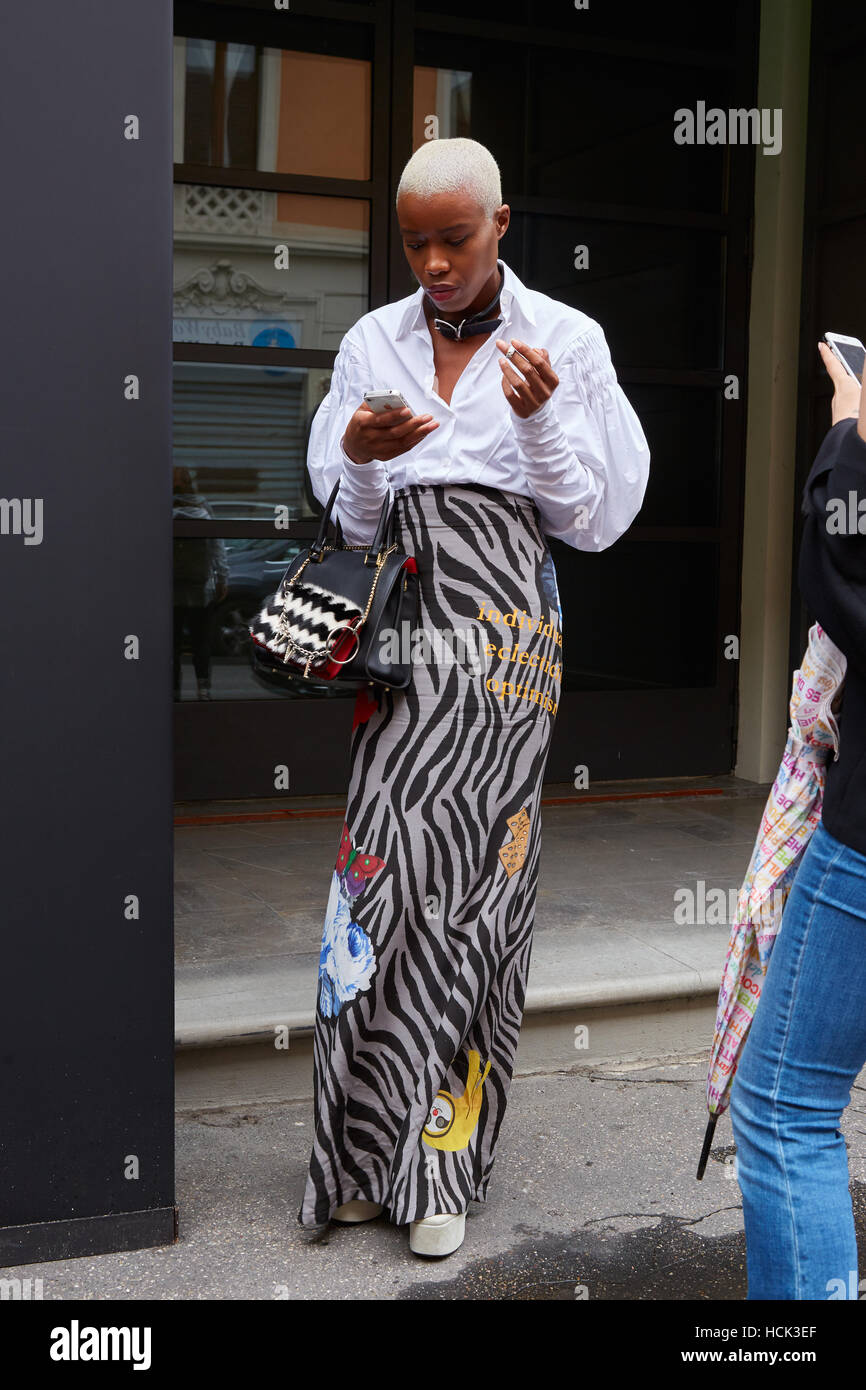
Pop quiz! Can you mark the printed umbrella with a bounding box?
[696,622,847,1178]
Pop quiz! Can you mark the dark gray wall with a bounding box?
[0,1,175,1262]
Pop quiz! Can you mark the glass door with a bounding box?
[174,0,759,798]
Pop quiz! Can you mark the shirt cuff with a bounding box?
[339,438,389,484]
[339,437,365,468]
[509,395,556,433]
[333,436,391,545]
[509,395,569,468]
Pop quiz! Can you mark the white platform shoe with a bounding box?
[332,1200,383,1223]
[409,1211,466,1256]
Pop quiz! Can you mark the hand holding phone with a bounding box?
[363,389,414,415]
[820,335,863,428]
[342,389,439,465]
[824,332,865,383]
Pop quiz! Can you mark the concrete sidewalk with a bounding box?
[4,1057,865,1299]
[174,775,772,1104]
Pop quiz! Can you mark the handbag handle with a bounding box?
[312,477,396,561]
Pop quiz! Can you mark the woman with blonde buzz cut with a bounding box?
[298,136,650,1256]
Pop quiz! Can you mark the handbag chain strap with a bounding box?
[278,542,400,675]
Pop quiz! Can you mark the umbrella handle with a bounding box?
[696,1113,719,1180]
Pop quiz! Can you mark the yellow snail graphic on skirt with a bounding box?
[422,1051,492,1151]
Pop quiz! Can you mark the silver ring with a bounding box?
[505,345,516,360]
[326,623,360,664]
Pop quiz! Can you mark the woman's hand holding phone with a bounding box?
[819,340,861,429]
[342,401,439,465]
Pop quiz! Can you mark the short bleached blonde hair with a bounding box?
[396,137,503,218]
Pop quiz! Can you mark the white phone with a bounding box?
[824,332,865,383]
[363,389,414,414]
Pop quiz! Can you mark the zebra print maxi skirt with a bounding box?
[298,482,564,1228]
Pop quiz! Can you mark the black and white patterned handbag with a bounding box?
[248,478,419,690]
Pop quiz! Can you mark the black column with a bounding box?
[0,0,176,1263]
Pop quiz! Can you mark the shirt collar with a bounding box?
[394,258,537,340]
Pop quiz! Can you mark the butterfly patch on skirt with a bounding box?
[336,821,386,898]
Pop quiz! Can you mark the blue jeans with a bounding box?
[730,818,866,1300]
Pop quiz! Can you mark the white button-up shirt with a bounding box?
[306,258,650,549]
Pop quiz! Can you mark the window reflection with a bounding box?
[173,362,332,521]
[413,67,471,146]
[175,37,371,178]
[172,531,355,701]
[173,188,369,349]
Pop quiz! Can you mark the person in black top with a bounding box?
[798,345,866,857]
[730,342,866,1300]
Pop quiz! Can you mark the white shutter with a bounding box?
[173,373,309,516]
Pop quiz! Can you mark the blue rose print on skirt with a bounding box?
[540,546,563,630]
[318,871,377,1018]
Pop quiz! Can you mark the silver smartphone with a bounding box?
[363,389,414,414]
[824,332,865,383]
